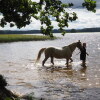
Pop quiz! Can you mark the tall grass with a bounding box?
[0,34,57,43]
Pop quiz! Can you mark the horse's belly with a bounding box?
[54,51,66,58]
[54,55,64,58]
[54,49,71,59]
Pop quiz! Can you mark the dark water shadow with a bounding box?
[42,64,72,71]
[80,66,87,74]
[40,63,88,80]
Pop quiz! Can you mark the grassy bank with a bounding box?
[0,34,57,43]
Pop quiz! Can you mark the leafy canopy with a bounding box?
[0,0,96,37]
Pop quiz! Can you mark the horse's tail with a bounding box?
[35,48,46,63]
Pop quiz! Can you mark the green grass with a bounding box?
[0,34,57,43]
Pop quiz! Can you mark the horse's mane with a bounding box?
[63,42,76,49]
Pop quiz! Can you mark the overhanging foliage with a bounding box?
[0,0,96,37]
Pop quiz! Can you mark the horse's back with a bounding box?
[44,46,72,59]
[44,47,55,56]
[47,47,71,58]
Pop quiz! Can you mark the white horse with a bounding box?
[36,40,82,67]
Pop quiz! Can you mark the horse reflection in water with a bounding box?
[36,40,82,67]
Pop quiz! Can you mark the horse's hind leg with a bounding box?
[69,57,73,63]
[66,59,69,67]
[51,56,54,65]
[42,56,49,66]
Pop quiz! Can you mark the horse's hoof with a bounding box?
[81,64,87,67]
[66,65,69,68]
[69,61,73,63]
[51,63,54,66]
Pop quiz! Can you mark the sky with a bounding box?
[62,0,100,8]
[0,0,100,30]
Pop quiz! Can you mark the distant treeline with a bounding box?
[0,27,100,34]
[0,30,41,34]
[76,27,100,33]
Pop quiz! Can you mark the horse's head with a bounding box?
[76,40,82,50]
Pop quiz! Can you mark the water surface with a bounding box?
[0,33,100,99]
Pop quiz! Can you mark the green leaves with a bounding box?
[41,25,54,37]
[38,0,76,36]
[0,75,7,88]
[82,0,96,12]
[0,0,97,37]
[0,0,37,28]
[0,18,7,27]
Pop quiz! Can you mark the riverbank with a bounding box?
[0,34,57,43]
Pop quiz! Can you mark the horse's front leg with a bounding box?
[51,56,54,65]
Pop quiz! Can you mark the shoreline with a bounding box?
[0,34,57,43]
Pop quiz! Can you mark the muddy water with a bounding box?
[0,33,100,99]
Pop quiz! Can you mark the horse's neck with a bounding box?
[68,43,77,53]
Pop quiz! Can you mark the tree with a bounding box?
[70,29,77,33]
[0,0,96,37]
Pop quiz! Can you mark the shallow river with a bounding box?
[0,33,100,100]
